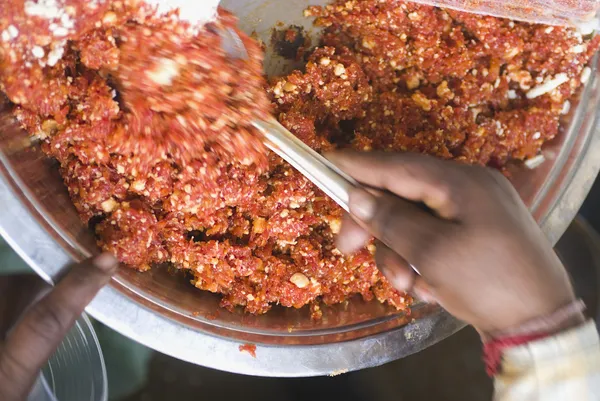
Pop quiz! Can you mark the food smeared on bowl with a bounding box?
[0,0,597,319]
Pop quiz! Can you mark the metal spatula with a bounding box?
[218,27,359,212]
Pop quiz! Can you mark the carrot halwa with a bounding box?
[1,0,598,318]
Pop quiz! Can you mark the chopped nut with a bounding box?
[101,198,118,213]
[319,57,331,66]
[329,218,341,234]
[334,64,346,76]
[504,48,520,59]
[283,82,297,92]
[290,272,310,288]
[406,75,420,90]
[509,70,533,90]
[411,92,432,111]
[272,82,284,97]
[132,180,146,191]
[362,38,375,49]
[436,81,454,99]
[31,46,44,59]
[581,67,592,85]
[408,12,421,21]
[147,58,180,86]
[102,11,117,25]
[252,217,267,234]
[40,119,59,136]
[526,73,569,99]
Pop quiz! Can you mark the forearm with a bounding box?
[494,320,600,401]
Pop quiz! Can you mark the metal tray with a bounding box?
[1,0,600,376]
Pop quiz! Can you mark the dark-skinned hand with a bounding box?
[0,253,118,401]
[329,151,579,335]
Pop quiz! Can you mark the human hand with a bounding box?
[328,151,578,335]
[0,253,118,401]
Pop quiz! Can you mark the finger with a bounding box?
[336,212,371,255]
[375,241,416,292]
[0,253,118,400]
[327,151,462,219]
[347,187,449,264]
[412,277,438,304]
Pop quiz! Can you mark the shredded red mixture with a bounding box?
[288,2,599,167]
[239,343,257,357]
[1,0,598,319]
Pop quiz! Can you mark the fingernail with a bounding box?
[380,266,413,292]
[379,265,394,283]
[413,284,437,304]
[335,237,354,255]
[350,189,377,221]
[93,253,119,273]
[335,224,371,256]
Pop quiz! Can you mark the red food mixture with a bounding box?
[239,343,257,358]
[294,2,599,167]
[2,0,598,319]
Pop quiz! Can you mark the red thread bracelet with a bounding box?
[481,300,586,376]
[483,333,550,376]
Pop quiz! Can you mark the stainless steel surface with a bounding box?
[217,27,250,60]
[220,26,359,212]
[0,0,600,377]
[254,118,358,212]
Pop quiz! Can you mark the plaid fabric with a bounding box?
[495,320,600,400]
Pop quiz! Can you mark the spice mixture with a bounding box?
[1,0,598,318]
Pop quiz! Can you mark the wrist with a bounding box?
[480,299,586,376]
[480,299,586,342]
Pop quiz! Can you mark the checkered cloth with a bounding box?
[495,320,600,400]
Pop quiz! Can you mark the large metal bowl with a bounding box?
[1,0,600,377]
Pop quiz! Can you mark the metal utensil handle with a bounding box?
[253,118,358,212]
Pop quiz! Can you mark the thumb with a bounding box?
[347,187,447,266]
[326,151,462,220]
